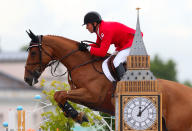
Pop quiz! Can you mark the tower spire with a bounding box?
[121,8,156,81]
[136,8,141,31]
[129,8,148,56]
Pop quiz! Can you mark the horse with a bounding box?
[24,30,192,131]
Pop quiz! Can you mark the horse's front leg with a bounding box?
[54,88,96,123]
[54,88,102,106]
[57,101,88,124]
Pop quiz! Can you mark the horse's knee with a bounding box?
[54,91,59,102]
[54,91,67,104]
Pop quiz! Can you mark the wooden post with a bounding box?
[17,106,25,131]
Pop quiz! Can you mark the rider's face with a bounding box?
[86,23,94,33]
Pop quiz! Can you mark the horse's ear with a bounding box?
[26,29,39,43]
[26,31,31,41]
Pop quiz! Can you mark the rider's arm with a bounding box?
[89,30,112,57]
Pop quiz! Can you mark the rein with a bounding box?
[69,57,104,75]
[47,49,79,77]
[26,37,104,79]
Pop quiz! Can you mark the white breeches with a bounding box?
[113,48,131,67]
[102,48,130,82]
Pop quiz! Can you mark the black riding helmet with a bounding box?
[83,11,102,25]
[83,11,102,32]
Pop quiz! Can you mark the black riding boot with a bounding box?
[115,63,126,81]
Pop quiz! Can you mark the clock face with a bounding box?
[123,97,157,130]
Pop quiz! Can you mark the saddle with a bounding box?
[107,55,119,81]
[107,55,127,81]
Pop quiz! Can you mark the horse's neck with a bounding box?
[43,35,92,70]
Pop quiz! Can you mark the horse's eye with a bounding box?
[31,51,36,57]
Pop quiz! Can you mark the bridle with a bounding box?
[26,35,46,79]
[26,36,44,70]
[25,36,103,80]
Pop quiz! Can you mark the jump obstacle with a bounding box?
[2,94,114,131]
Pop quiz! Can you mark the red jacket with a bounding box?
[90,20,137,57]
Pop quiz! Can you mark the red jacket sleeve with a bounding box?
[90,30,112,57]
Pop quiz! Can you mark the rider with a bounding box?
[79,11,138,81]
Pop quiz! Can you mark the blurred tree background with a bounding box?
[150,55,192,87]
[20,45,28,51]
[150,55,177,82]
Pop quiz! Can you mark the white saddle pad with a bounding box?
[102,57,115,82]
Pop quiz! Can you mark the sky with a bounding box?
[0,0,192,82]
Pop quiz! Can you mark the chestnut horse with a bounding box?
[24,31,192,131]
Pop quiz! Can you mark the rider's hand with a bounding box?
[78,42,89,51]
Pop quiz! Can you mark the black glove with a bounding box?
[78,42,89,51]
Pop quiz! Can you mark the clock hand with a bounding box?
[137,106,142,117]
[138,106,141,114]
[137,98,142,116]
[137,102,152,117]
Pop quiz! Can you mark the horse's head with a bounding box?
[24,30,53,86]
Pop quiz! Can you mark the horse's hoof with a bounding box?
[74,112,89,124]
[82,115,89,123]
[63,112,70,118]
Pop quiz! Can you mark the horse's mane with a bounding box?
[47,35,79,44]
[46,35,110,58]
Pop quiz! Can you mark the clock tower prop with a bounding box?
[115,8,162,131]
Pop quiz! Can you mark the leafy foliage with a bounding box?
[40,80,102,131]
[183,80,192,87]
[150,55,177,82]
[150,55,192,86]
[99,112,115,131]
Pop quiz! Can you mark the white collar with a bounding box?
[96,24,102,39]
